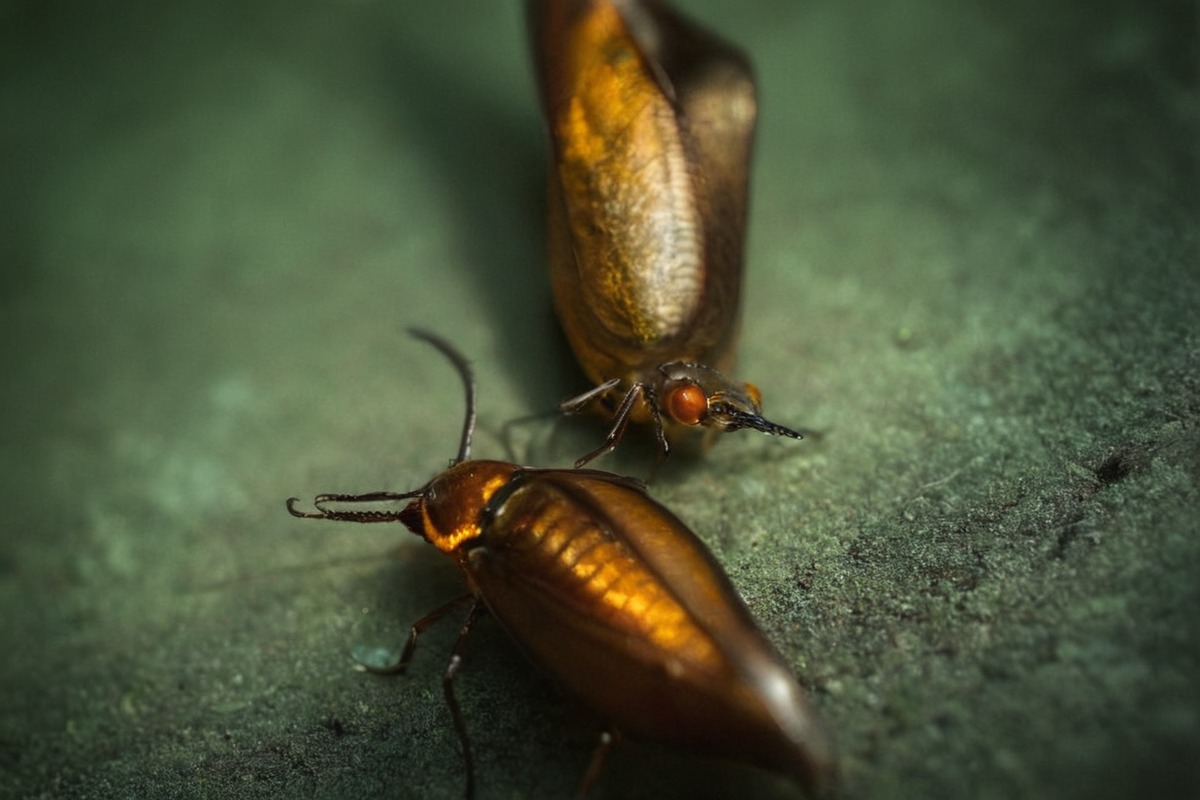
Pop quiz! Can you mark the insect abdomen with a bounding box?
[464,470,833,790]
[477,472,720,670]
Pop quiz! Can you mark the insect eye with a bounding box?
[743,382,763,409]
[665,383,708,426]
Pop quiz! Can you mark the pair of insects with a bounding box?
[288,0,832,796]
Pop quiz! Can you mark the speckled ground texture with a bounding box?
[2,0,1197,798]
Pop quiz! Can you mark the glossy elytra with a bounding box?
[287,329,835,798]
[529,0,805,466]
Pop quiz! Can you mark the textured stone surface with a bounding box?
[2,1,1196,798]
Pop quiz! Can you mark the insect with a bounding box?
[287,329,834,797]
[529,0,805,466]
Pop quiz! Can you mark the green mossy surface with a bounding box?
[2,1,1196,798]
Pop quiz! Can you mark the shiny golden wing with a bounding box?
[530,0,757,379]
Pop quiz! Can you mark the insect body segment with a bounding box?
[465,466,833,787]
[530,0,804,463]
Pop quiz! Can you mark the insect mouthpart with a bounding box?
[707,398,806,439]
[658,362,804,440]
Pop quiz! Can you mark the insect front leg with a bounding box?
[575,728,620,800]
[356,594,474,674]
[559,377,623,416]
[572,382,648,467]
[443,600,487,800]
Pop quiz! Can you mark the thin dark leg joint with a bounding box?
[575,727,620,799]
[573,382,646,467]
[444,601,486,800]
[357,594,474,675]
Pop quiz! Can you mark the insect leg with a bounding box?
[443,600,487,800]
[357,593,474,675]
[574,728,620,800]
[573,383,647,467]
[644,384,670,461]
[559,377,623,416]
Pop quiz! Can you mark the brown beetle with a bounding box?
[530,0,805,466]
[288,330,834,797]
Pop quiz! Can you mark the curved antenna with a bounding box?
[407,328,477,464]
[286,490,425,522]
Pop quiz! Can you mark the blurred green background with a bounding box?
[2,0,1197,798]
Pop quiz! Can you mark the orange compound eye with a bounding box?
[743,382,762,409]
[666,384,708,426]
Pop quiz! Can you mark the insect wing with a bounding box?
[625,0,758,351]
[530,0,757,377]
[464,468,832,788]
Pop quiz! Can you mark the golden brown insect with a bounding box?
[530,0,805,466]
[287,330,834,798]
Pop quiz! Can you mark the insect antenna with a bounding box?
[287,329,478,520]
[285,491,425,522]
[407,327,477,464]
